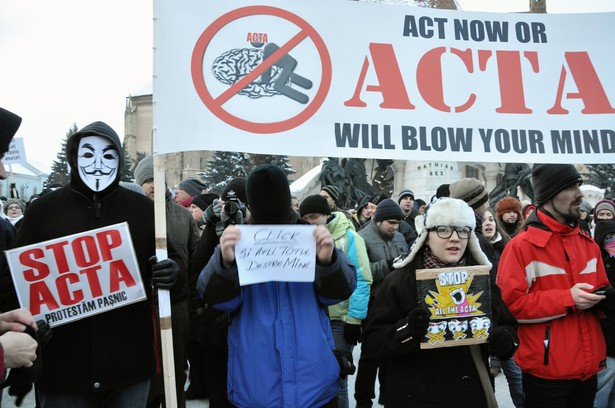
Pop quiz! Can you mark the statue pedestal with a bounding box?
[397,161,462,202]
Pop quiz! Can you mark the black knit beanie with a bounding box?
[177,178,208,197]
[595,220,615,248]
[299,195,331,217]
[247,164,293,224]
[373,198,403,222]
[0,107,21,154]
[532,164,582,206]
[192,193,218,211]
[436,184,450,199]
[397,189,415,203]
[222,177,247,204]
[321,185,339,202]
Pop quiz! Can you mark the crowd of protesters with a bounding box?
[1,107,615,408]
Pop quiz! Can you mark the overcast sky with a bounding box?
[0,0,613,169]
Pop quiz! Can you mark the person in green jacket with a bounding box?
[300,194,372,408]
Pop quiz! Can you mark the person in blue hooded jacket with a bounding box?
[198,164,357,408]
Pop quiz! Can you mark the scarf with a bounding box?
[604,236,615,258]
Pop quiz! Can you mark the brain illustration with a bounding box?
[212,48,285,99]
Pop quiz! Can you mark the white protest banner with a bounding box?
[235,224,316,285]
[3,137,27,165]
[154,0,615,163]
[5,222,147,327]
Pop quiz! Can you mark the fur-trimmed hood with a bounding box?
[394,197,492,269]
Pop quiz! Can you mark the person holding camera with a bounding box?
[188,177,248,406]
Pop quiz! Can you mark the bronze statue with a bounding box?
[489,163,534,206]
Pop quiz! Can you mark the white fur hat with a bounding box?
[395,197,491,269]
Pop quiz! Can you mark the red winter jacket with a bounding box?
[498,209,608,381]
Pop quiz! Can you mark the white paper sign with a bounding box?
[5,222,147,327]
[3,137,27,165]
[235,224,316,285]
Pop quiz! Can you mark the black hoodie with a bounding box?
[16,121,157,393]
[594,220,615,357]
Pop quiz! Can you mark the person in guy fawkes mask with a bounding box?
[15,121,180,407]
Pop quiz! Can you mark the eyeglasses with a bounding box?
[7,205,22,211]
[428,225,472,240]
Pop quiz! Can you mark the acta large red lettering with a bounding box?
[345,44,613,115]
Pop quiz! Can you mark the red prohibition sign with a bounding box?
[191,6,332,134]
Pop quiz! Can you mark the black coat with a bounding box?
[0,218,17,311]
[362,251,517,408]
[16,122,157,393]
[594,220,615,357]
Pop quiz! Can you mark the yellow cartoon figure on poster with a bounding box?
[447,319,468,341]
[424,270,484,318]
[469,316,491,339]
[426,321,447,345]
[417,265,492,348]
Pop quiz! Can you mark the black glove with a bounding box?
[203,200,223,224]
[407,307,430,340]
[220,208,243,225]
[333,350,356,379]
[6,368,33,406]
[488,326,518,360]
[2,321,50,406]
[595,287,615,312]
[35,319,52,348]
[343,323,362,345]
[150,256,180,290]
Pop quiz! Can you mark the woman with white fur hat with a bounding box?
[362,197,519,407]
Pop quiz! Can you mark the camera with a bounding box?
[223,190,245,217]
[224,200,241,216]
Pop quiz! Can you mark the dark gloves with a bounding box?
[333,350,356,379]
[35,319,52,348]
[203,200,223,224]
[343,323,362,345]
[595,287,615,313]
[488,326,519,360]
[150,256,180,290]
[407,307,430,340]
[3,320,51,406]
[6,369,33,406]
[396,307,430,346]
[220,208,243,225]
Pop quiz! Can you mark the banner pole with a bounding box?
[154,154,177,408]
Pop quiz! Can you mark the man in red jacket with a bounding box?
[498,163,611,408]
